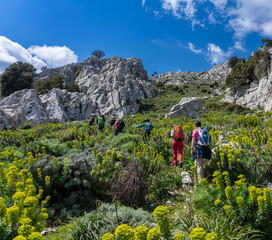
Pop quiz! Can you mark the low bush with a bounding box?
[75,68,82,78]
[66,82,80,92]
[35,75,66,94]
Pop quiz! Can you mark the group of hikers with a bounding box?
[89,113,126,136]
[170,120,211,182]
[89,114,211,183]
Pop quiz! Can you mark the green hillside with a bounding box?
[0,93,272,240]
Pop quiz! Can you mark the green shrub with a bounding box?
[75,68,82,78]
[0,61,35,97]
[30,148,98,219]
[68,203,152,239]
[66,82,80,92]
[226,44,271,89]
[235,115,261,127]
[19,121,33,130]
[35,74,66,94]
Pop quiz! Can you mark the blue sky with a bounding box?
[0,0,272,75]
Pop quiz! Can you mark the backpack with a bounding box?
[119,120,125,130]
[197,127,211,147]
[98,117,105,127]
[173,126,185,141]
[145,122,154,132]
[90,117,94,123]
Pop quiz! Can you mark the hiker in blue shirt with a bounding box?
[136,119,154,140]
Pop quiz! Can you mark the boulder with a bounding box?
[165,97,204,119]
[0,89,48,128]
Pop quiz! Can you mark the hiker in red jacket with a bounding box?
[170,125,185,168]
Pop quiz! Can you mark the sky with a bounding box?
[0,0,272,75]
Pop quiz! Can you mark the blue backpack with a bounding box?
[145,122,154,132]
[197,127,211,147]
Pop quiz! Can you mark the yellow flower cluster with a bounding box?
[147,228,161,240]
[263,188,271,204]
[248,186,262,203]
[234,175,246,190]
[102,233,115,240]
[212,171,225,192]
[199,178,208,185]
[0,168,49,240]
[225,186,234,201]
[153,205,170,237]
[222,171,231,186]
[214,199,222,207]
[205,232,220,240]
[236,196,245,209]
[135,226,148,240]
[257,196,265,212]
[115,224,134,240]
[190,227,207,240]
[174,233,185,240]
[223,205,233,218]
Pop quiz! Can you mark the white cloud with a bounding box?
[228,0,272,38]
[207,43,232,64]
[146,0,272,43]
[28,45,78,68]
[162,0,197,20]
[0,36,46,73]
[234,41,246,51]
[188,42,202,54]
[0,36,78,73]
[142,0,146,7]
[209,0,227,10]
[208,12,221,24]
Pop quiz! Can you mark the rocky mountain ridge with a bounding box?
[1,48,272,130]
[0,56,158,129]
[152,60,232,86]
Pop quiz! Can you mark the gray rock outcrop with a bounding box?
[153,61,231,86]
[0,110,10,130]
[39,89,95,122]
[223,50,272,111]
[75,56,158,117]
[0,89,48,128]
[0,89,96,129]
[165,97,204,119]
[0,56,159,128]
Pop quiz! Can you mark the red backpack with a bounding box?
[173,126,185,141]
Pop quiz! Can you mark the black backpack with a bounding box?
[119,120,125,129]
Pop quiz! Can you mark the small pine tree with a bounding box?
[91,50,106,59]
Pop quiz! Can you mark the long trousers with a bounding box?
[172,140,183,164]
[195,157,205,183]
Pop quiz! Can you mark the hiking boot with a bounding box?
[178,162,183,168]
[172,162,177,166]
